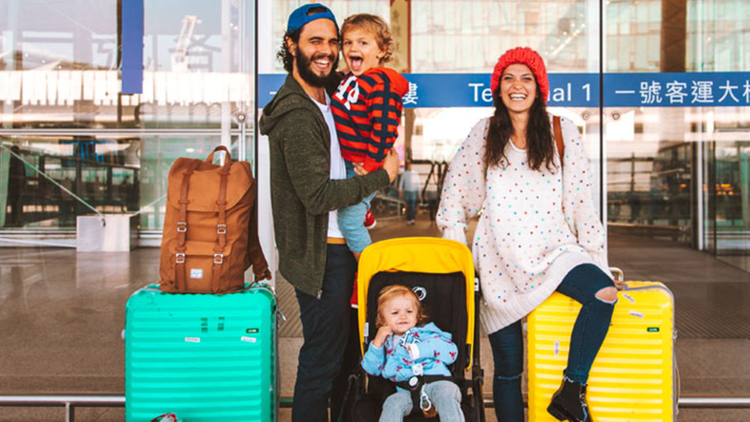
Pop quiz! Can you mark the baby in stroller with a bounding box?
[363,285,464,422]
[343,237,484,421]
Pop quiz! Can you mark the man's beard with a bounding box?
[295,46,339,88]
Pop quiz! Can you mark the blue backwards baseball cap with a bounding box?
[287,3,338,34]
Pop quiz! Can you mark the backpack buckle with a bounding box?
[213,254,224,264]
[176,222,187,233]
[216,224,227,235]
[175,253,186,264]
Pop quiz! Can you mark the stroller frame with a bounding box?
[343,237,486,422]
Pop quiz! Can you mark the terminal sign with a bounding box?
[259,72,750,109]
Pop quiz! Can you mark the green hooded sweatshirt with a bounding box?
[259,75,390,296]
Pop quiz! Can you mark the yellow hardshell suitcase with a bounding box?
[527,279,677,422]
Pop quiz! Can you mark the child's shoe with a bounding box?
[364,210,377,229]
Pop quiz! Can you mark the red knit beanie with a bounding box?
[490,47,549,103]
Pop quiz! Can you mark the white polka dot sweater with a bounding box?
[437,115,610,334]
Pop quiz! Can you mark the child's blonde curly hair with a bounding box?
[340,14,394,64]
[375,284,428,328]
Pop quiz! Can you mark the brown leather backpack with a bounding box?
[159,146,270,293]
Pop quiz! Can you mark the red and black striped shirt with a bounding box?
[331,67,408,172]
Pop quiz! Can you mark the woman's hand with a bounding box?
[372,326,392,348]
[352,162,367,176]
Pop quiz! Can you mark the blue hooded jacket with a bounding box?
[362,322,458,384]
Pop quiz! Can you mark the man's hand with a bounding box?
[382,149,399,183]
[372,326,392,348]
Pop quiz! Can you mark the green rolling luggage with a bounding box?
[125,284,277,421]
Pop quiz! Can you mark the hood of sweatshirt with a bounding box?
[258,75,320,136]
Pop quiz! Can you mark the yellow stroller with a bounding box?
[341,237,486,421]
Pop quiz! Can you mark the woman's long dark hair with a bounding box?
[485,84,556,172]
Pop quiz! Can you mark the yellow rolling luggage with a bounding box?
[527,279,677,422]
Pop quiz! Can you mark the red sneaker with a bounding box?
[364,209,377,229]
[350,274,359,308]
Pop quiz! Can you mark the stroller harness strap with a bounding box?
[394,375,456,418]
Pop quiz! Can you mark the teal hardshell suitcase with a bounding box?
[125,283,277,421]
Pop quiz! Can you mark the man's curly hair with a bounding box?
[277,29,301,73]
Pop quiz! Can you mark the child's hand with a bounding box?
[352,162,368,176]
[372,326,392,348]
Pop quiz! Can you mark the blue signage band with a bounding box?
[121,0,144,95]
[259,72,750,109]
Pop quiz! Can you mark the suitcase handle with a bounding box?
[609,267,624,282]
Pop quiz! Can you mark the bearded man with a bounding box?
[259,4,398,421]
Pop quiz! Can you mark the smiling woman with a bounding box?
[438,47,616,422]
[500,64,538,124]
[485,47,556,173]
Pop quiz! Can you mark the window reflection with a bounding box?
[1,0,256,231]
[604,0,750,257]
[412,0,596,73]
[1,134,244,230]
[0,0,255,130]
[1,136,139,229]
[406,0,603,214]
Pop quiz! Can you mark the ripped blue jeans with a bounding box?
[488,264,616,422]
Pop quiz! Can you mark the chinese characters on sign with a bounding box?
[403,82,419,105]
[606,72,750,108]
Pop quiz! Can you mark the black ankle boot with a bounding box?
[547,377,592,422]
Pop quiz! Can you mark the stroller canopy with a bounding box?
[357,237,476,369]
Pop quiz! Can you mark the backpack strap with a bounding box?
[212,165,230,293]
[174,159,203,292]
[208,146,232,293]
[553,115,564,167]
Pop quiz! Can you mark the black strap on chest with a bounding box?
[393,374,455,417]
